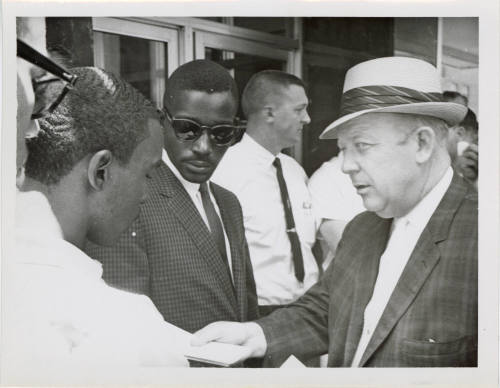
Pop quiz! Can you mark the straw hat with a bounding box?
[320,56,468,139]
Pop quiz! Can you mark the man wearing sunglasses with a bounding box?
[86,60,259,348]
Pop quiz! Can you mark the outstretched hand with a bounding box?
[191,321,267,358]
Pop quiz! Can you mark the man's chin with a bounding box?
[87,233,120,248]
[362,200,391,219]
[181,169,213,184]
[87,221,134,247]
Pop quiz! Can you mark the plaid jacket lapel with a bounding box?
[212,183,246,320]
[154,163,238,312]
[358,173,469,366]
[343,217,392,365]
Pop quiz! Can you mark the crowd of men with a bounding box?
[3,16,478,383]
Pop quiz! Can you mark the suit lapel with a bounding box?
[155,164,238,313]
[358,173,469,366]
[343,217,392,365]
[212,184,243,317]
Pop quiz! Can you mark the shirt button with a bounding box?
[131,231,137,237]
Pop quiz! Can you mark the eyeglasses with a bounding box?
[17,39,78,119]
[160,105,245,147]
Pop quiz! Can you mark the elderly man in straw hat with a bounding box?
[191,56,477,367]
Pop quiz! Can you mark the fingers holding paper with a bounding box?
[191,321,267,359]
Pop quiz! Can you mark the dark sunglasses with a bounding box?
[160,105,245,147]
[17,39,78,119]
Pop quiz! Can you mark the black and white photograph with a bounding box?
[2,1,499,386]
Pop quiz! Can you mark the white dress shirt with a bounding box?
[351,167,454,367]
[212,134,319,305]
[162,150,233,279]
[2,190,188,385]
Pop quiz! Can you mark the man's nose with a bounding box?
[192,130,212,156]
[302,110,311,125]
[341,150,359,174]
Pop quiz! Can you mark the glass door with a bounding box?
[194,30,296,153]
[195,31,290,114]
[92,17,179,108]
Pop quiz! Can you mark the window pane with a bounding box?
[119,35,152,98]
[233,17,291,37]
[205,48,286,119]
[94,31,168,107]
[198,17,224,23]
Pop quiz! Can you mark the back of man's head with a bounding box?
[25,67,156,185]
[241,70,306,118]
[163,60,238,109]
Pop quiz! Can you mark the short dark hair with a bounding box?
[242,70,306,117]
[443,91,468,106]
[163,60,238,109]
[460,108,479,142]
[25,67,157,185]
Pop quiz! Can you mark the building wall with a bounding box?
[42,17,479,174]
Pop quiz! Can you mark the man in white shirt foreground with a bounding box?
[2,60,189,384]
[212,70,320,320]
[193,57,477,367]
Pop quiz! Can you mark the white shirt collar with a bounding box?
[395,166,454,230]
[15,190,103,278]
[162,149,201,197]
[240,134,276,167]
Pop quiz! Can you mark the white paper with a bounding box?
[280,355,307,368]
[185,342,253,367]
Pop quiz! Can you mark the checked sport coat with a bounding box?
[86,162,259,333]
[257,173,477,367]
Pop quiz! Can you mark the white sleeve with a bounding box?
[309,158,364,222]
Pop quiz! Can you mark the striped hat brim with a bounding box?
[319,101,468,140]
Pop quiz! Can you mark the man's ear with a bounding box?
[263,106,275,123]
[88,150,113,191]
[414,126,436,164]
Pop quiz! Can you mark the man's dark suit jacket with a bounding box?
[86,162,259,333]
[257,173,477,367]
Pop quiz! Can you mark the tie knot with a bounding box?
[273,157,281,169]
[199,182,210,196]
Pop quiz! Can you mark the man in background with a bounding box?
[212,70,320,320]
[86,60,258,339]
[443,91,478,188]
[443,90,468,107]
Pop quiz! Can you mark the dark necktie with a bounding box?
[199,182,231,275]
[273,157,305,282]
